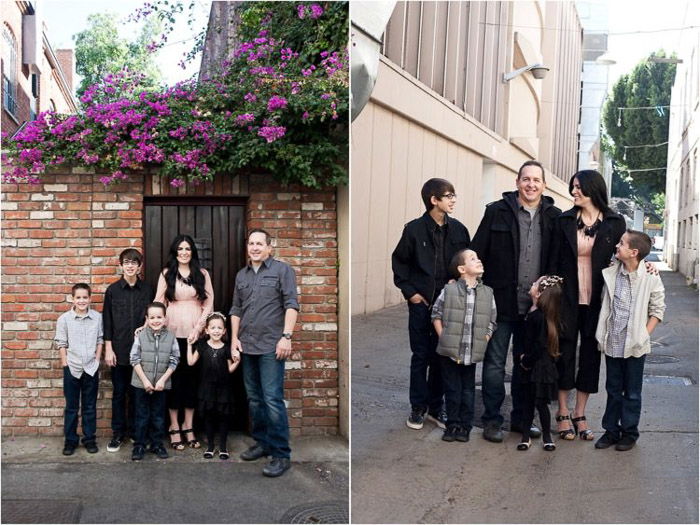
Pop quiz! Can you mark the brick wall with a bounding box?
[1,168,339,437]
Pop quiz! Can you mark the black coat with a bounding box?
[470,191,561,322]
[547,207,626,340]
[392,212,470,304]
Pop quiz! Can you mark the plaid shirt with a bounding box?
[607,265,632,358]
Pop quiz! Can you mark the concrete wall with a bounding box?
[351,0,578,316]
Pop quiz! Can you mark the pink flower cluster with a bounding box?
[297,4,323,19]
[257,126,287,143]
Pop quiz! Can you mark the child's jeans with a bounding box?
[602,354,646,440]
[63,368,99,446]
[439,355,476,431]
[134,388,166,449]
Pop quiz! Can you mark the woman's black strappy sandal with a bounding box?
[556,413,576,440]
[571,415,595,441]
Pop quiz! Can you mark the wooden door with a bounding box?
[143,199,248,429]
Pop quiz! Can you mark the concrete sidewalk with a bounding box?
[351,268,698,523]
[1,434,348,523]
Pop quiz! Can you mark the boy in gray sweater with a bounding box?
[130,302,179,461]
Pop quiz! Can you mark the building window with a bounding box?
[2,26,17,116]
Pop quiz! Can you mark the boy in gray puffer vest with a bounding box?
[129,302,179,461]
[432,249,497,442]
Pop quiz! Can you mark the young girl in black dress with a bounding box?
[516,275,563,451]
[187,312,239,459]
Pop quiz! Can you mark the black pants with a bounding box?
[204,408,229,451]
[439,355,476,431]
[407,302,443,413]
[558,305,601,393]
[520,385,552,443]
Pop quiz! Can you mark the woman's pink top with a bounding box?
[577,229,594,305]
[155,269,214,339]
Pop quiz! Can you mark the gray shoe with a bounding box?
[262,457,291,477]
[483,422,504,443]
[240,444,269,461]
[426,409,447,430]
[510,424,542,439]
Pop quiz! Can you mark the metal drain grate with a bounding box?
[279,500,348,524]
[643,375,693,385]
[646,354,679,364]
[1,499,81,524]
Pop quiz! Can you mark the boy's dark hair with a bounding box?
[119,248,143,265]
[448,249,469,279]
[421,178,455,212]
[569,170,610,213]
[71,283,91,296]
[248,228,272,245]
[626,229,652,261]
[518,160,546,182]
[145,302,167,316]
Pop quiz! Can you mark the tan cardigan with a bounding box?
[595,261,666,358]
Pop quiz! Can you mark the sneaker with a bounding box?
[151,445,169,459]
[455,427,470,443]
[614,435,637,451]
[131,446,145,461]
[426,409,448,429]
[406,408,425,430]
[262,457,291,477]
[107,436,125,453]
[219,450,230,460]
[510,424,542,439]
[594,432,619,449]
[483,422,504,443]
[85,441,99,454]
[62,443,77,456]
[240,444,269,461]
[442,425,458,442]
[204,449,215,459]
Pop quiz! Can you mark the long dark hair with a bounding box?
[569,170,610,213]
[163,234,208,302]
[536,276,563,359]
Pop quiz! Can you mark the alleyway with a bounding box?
[351,266,698,523]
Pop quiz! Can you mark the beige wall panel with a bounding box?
[364,105,394,314]
[385,114,411,306]
[351,103,374,315]
[434,134,448,180]
[404,121,426,219]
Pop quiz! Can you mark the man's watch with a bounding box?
[283,332,293,340]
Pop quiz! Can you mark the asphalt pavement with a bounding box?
[351,264,699,524]
[1,433,348,524]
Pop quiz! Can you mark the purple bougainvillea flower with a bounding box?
[267,96,288,112]
[257,126,286,143]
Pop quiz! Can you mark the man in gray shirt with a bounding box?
[230,229,299,477]
[470,161,561,442]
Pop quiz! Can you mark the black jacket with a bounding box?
[470,191,561,322]
[392,212,470,305]
[547,207,626,340]
[103,278,155,366]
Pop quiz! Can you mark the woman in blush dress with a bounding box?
[155,234,214,450]
[548,170,625,441]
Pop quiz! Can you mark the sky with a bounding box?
[35,0,213,89]
[596,0,699,87]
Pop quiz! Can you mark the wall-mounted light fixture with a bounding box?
[502,63,550,83]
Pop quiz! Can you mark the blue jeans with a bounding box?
[407,302,443,413]
[110,364,135,438]
[63,367,99,445]
[481,318,526,426]
[133,388,166,449]
[602,354,646,440]
[439,356,476,431]
[242,352,290,459]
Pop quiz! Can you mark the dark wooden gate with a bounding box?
[143,197,249,429]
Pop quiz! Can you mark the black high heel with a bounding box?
[571,415,595,441]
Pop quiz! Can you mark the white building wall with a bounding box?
[664,5,700,284]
